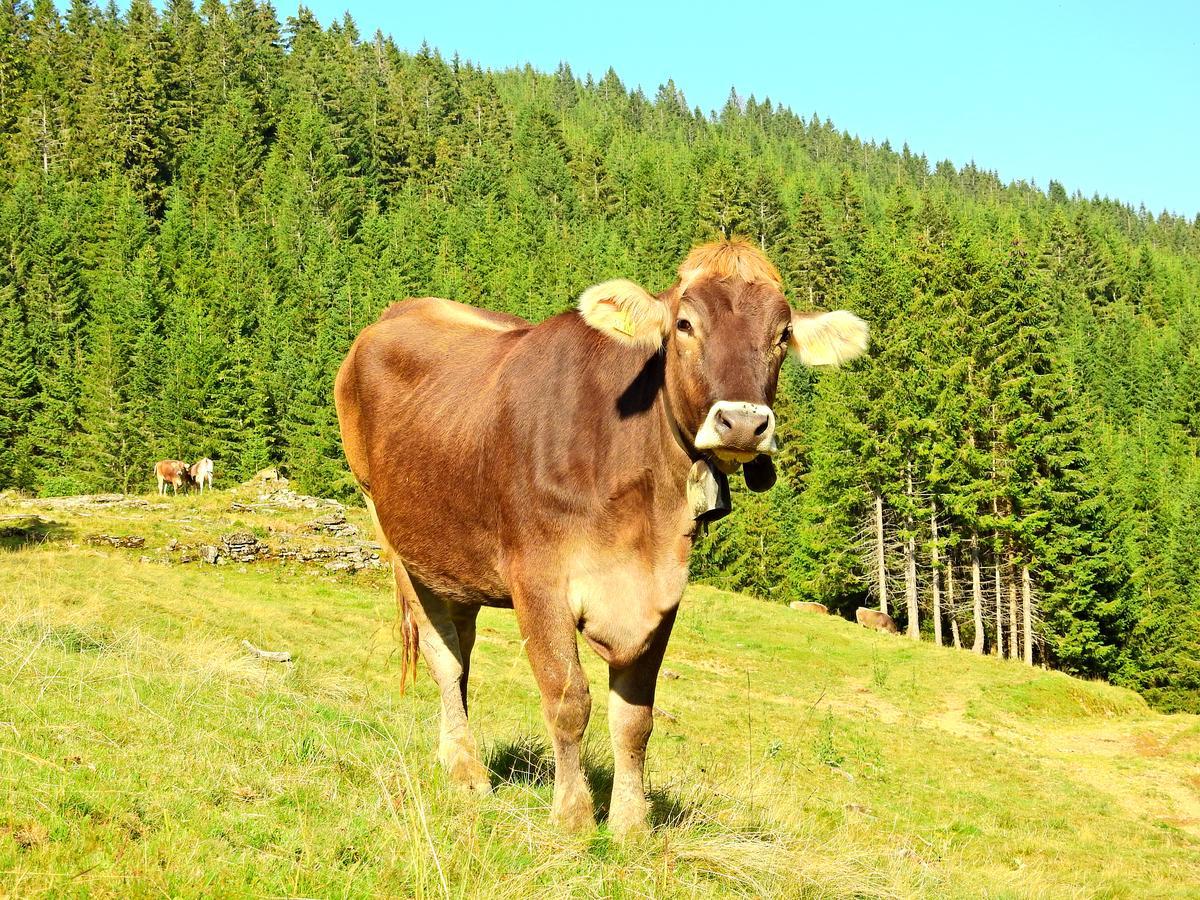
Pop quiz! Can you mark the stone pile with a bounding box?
[223,469,346,515]
[24,494,149,510]
[200,531,268,565]
[189,530,381,573]
[86,534,146,549]
[261,489,341,511]
[277,542,383,573]
[308,510,358,538]
[244,471,342,513]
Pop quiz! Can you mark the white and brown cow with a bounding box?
[189,458,213,493]
[334,239,869,836]
[153,460,192,496]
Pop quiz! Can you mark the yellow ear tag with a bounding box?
[614,308,635,338]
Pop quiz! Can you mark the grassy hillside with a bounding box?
[1,487,1197,898]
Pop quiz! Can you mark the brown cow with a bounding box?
[790,601,829,615]
[334,239,869,836]
[856,607,900,634]
[153,460,192,496]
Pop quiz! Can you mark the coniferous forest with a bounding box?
[1,0,1198,712]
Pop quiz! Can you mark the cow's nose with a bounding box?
[694,401,777,455]
[714,408,770,444]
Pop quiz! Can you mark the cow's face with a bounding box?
[665,275,792,466]
[576,241,868,484]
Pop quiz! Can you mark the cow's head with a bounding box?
[578,240,869,489]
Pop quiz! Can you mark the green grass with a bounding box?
[1,488,1198,897]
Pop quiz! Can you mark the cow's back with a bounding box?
[335,298,531,602]
[855,607,899,633]
[790,601,828,615]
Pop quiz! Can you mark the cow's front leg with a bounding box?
[607,606,676,838]
[513,584,594,832]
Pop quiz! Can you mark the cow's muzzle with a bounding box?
[693,401,777,462]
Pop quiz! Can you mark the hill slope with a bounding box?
[1,487,1197,897]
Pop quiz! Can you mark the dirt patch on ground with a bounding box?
[821,681,905,725]
[927,694,980,738]
[1040,721,1200,839]
[1133,732,1170,757]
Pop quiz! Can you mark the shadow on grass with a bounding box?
[0,515,70,552]
[486,735,696,828]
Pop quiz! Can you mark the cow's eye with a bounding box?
[676,318,693,334]
[779,325,792,345]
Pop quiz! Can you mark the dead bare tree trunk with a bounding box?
[992,540,1004,658]
[930,506,943,647]
[1007,550,1019,661]
[1022,565,1034,666]
[904,468,919,640]
[970,533,985,654]
[874,491,888,615]
[989,431,1007,659]
[946,550,962,649]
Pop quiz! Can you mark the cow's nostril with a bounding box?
[754,419,769,436]
[716,413,733,432]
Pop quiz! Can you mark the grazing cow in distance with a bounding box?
[790,601,829,615]
[334,239,869,836]
[153,460,192,496]
[856,607,900,634]
[189,458,214,493]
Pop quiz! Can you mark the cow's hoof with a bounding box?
[441,739,492,794]
[551,784,595,832]
[448,756,492,794]
[608,797,650,840]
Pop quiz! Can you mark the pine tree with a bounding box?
[696,154,751,239]
[787,190,839,306]
[0,279,38,489]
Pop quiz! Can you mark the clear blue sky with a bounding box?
[296,0,1200,218]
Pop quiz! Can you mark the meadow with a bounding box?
[1,484,1197,898]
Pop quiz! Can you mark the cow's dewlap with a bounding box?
[578,279,670,349]
[788,309,870,367]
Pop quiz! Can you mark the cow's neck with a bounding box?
[649,367,711,530]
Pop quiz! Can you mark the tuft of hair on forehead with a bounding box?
[577,278,671,349]
[678,238,784,293]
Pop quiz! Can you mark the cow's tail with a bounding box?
[397,582,420,695]
[364,492,420,693]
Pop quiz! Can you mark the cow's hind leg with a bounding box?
[448,602,480,714]
[396,564,490,793]
[607,607,676,838]
[513,582,594,832]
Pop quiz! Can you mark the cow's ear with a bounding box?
[788,309,869,367]
[578,279,670,349]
